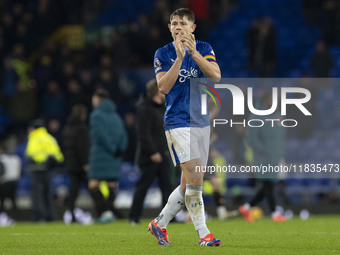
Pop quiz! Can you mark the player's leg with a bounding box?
[153,172,186,229]
[249,181,266,206]
[88,179,113,222]
[210,177,223,204]
[181,158,207,237]
[180,168,187,192]
[106,180,116,213]
[149,127,219,246]
[88,179,104,216]
[263,181,287,221]
[152,130,187,228]
[209,177,228,220]
[129,163,158,223]
[43,171,55,221]
[181,159,221,246]
[148,130,186,245]
[157,159,174,209]
[182,126,220,246]
[239,180,266,222]
[68,173,81,222]
[31,172,43,221]
[149,172,185,245]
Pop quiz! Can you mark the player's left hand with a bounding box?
[183,34,197,56]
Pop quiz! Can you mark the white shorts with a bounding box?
[165,126,210,167]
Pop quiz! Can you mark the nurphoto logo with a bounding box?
[200,83,312,128]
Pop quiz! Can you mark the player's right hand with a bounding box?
[175,34,185,61]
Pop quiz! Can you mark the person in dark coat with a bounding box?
[247,17,277,77]
[62,104,90,222]
[239,92,287,222]
[129,79,173,225]
[310,40,334,77]
[88,88,128,223]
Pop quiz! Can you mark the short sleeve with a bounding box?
[154,48,171,75]
[201,42,217,63]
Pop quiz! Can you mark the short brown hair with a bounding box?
[146,79,159,98]
[71,104,87,118]
[170,8,195,23]
[94,88,109,100]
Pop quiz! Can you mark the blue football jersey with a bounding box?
[154,40,217,131]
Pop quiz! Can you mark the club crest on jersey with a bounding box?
[179,67,198,83]
[154,58,162,73]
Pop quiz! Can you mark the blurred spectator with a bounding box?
[239,92,287,222]
[34,53,56,92]
[303,0,340,45]
[226,85,249,164]
[123,112,137,163]
[310,40,334,77]
[88,89,127,223]
[204,145,229,221]
[47,118,63,146]
[81,0,109,24]
[188,0,210,38]
[318,0,339,45]
[129,79,172,225]
[25,119,64,222]
[288,76,319,140]
[41,80,66,121]
[2,12,15,53]
[98,54,114,73]
[2,57,16,96]
[303,0,322,26]
[66,79,84,114]
[11,43,30,89]
[61,0,85,24]
[62,104,90,223]
[110,33,131,68]
[97,69,117,100]
[58,62,78,91]
[204,99,228,221]
[31,0,59,44]
[8,82,37,134]
[0,143,22,213]
[78,68,95,108]
[150,0,172,45]
[247,17,277,77]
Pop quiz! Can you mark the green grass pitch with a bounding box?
[0,216,340,255]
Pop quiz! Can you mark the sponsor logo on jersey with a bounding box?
[179,67,198,83]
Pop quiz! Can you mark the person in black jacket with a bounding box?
[247,17,277,77]
[310,40,334,77]
[129,79,173,225]
[62,104,90,222]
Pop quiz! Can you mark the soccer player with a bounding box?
[148,8,221,246]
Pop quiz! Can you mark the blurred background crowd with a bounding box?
[0,0,340,223]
